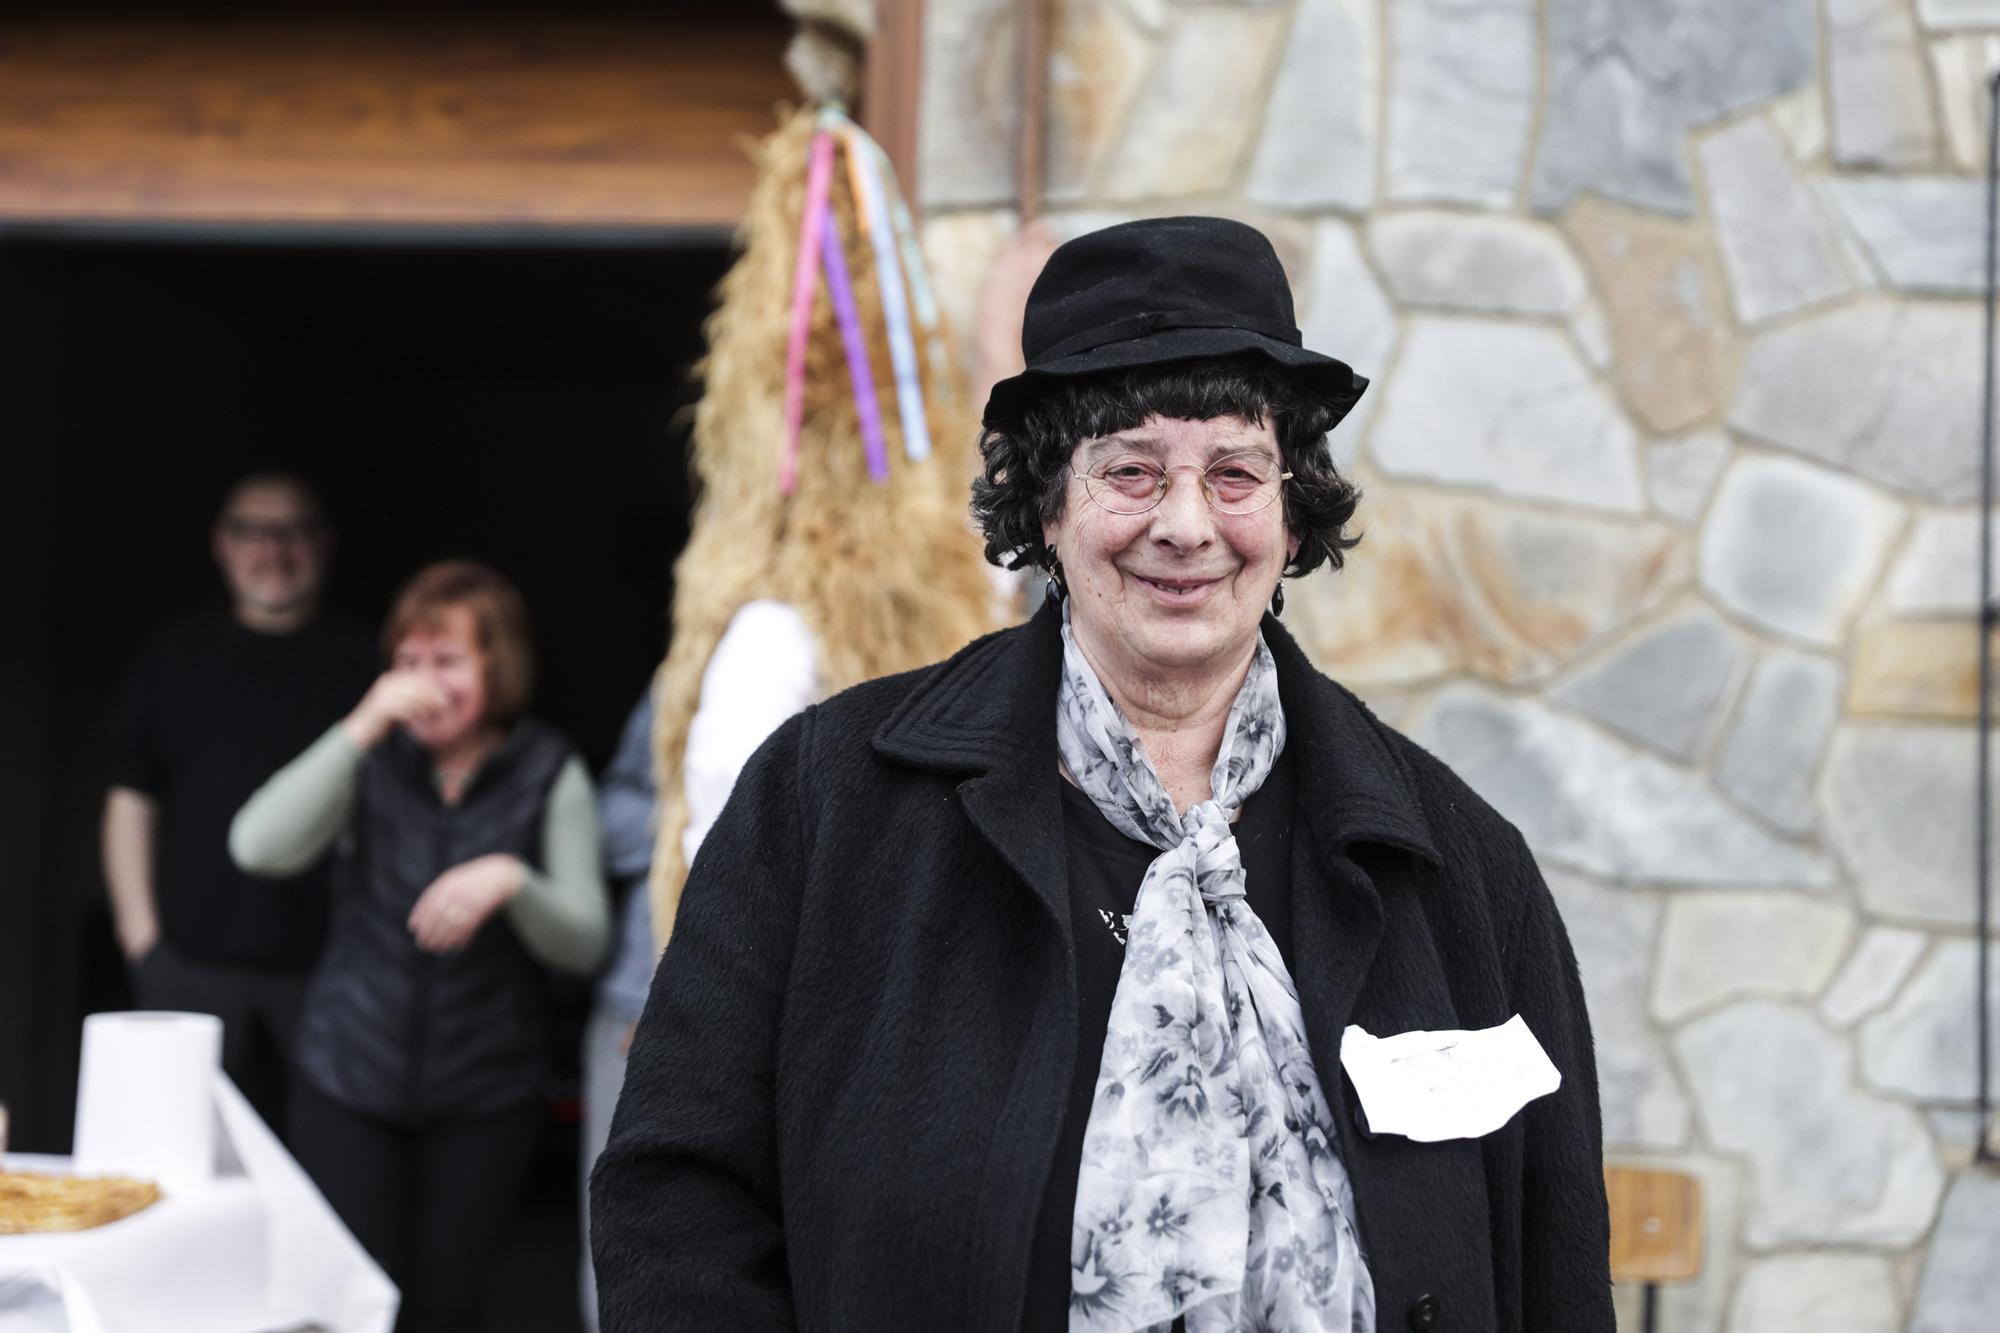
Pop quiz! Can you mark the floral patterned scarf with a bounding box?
[1058,612,1374,1333]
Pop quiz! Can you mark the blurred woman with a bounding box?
[232,559,609,1333]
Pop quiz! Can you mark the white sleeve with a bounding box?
[680,601,819,870]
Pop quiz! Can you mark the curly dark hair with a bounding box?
[970,356,1363,579]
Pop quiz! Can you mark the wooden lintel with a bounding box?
[0,19,794,229]
[860,0,925,220]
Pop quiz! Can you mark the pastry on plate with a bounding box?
[0,1169,162,1233]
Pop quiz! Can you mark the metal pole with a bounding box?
[1016,0,1048,226]
[1977,67,1999,1164]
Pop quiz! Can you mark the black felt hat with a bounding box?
[981,215,1369,430]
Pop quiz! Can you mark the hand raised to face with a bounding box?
[341,671,453,750]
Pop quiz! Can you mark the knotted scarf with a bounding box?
[1058,612,1373,1333]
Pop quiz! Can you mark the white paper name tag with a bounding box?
[1339,1014,1561,1142]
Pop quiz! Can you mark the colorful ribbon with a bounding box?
[863,135,954,399]
[781,128,840,495]
[783,109,956,493]
[837,116,932,464]
[819,207,892,484]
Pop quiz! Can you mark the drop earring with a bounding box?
[1271,581,1285,617]
[1044,545,1068,607]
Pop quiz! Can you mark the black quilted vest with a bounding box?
[295,718,572,1124]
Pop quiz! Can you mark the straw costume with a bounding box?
[646,105,1000,947]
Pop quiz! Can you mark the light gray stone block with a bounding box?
[1675,1001,1945,1246]
[1297,218,1396,447]
[1824,724,1991,928]
[1563,197,1736,434]
[1887,508,1994,614]
[1726,1253,1901,1333]
[1697,117,1855,324]
[1652,892,1855,1024]
[1366,211,1586,316]
[1385,0,1537,206]
[1545,873,1690,1149]
[1245,0,1375,212]
[1569,299,1613,371]
[1771,87,1830,161]
[1039,209,1142,245]
[920,210,1019,369]
[1698,456,1903,646]
[1370,317,1643,511]
[1823,176,1986,294]
[1414,686,1835,886]
[1730,300,1983,503]
[1859,938,2000,1100]
[1531,0,1816,214]
[1917,0,2000,30]
[917,0,1015,209]
[1828,0,1943,167]
[1648,432,1732,524]
[1930,34,2000,170]
[1553,610,1750,760]
[1822,926,1931,1027]
[1924,1106,1987,1154]
[1913,1172,2000,1333]
[1098,7,1287,200]
[1040,1,1157,202]
[1714,649,1844,835]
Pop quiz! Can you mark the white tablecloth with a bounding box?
[1,1077,397,1333]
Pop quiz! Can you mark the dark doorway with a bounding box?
[0,229,730,1329]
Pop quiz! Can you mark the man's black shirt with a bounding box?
[106,608,378,968]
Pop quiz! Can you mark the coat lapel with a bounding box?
[1260,617,1482,1294]
[873,600,1074,945]
[1262,616,1444,1133]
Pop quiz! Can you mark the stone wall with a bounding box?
[917,2,2000,1329]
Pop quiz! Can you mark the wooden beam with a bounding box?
[1015,0,1048,223]
[0,20,793,228]
[860,0,925,216]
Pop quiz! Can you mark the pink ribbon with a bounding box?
[781,130,839,495]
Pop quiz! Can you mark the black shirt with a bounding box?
[1021,743,1298,1332]
[105,608,378,968]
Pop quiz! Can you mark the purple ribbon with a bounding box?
[820,208,891,484]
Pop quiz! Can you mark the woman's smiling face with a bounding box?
[390,603,491,751]
[1046,413,1297,692]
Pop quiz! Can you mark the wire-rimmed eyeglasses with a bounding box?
[1071,452,1292,516]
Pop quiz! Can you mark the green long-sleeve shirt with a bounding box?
[229,725,610,975]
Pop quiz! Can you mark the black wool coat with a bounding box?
[592,604,1614,1333]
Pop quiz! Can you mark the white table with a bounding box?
[0,1079,396,1333]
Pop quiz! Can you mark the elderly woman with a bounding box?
[592,217,1612,1332]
